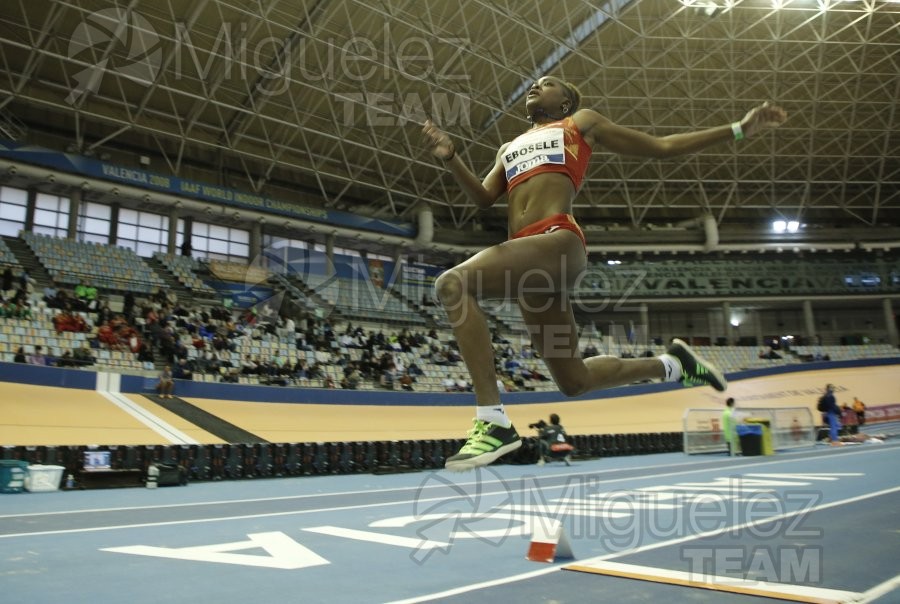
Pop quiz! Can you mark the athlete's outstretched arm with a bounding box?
[578,102,787,159]
[422,119,506,209]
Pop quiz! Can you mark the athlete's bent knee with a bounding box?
[434,270,465,307]
[557,376,589,397]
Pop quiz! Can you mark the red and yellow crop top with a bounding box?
[502,117,592,193]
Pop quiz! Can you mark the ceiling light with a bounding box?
[772,220,786,233]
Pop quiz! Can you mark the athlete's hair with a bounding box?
[560,81,582,115]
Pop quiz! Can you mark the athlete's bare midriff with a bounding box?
[506,172,576,236]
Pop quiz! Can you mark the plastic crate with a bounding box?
[0,460,28,493]
[25,465,65,492]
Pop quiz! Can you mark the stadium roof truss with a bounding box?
[0,0,898,243]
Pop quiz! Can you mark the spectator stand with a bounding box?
[23,232,165,295]
[150,252,218,298]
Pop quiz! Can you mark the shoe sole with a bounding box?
[444,439,522,472]
[671,338,728,392]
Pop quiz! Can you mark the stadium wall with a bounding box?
[0,357,896,411]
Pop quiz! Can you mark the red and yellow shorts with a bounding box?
[510,213,586,251]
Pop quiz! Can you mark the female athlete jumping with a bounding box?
[423,76,787,471]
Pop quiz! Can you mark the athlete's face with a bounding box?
[525,76,571,117]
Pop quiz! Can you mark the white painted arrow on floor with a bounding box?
[101,531,329,570]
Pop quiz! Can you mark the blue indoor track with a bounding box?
[1,441,899,604]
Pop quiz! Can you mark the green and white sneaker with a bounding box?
[445,419,522,472]
[667,338,727,391]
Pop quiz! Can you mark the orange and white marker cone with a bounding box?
[526,518,573,563]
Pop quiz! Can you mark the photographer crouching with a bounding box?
[530,413,574,466]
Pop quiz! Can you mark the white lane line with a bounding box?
[97,390,196,445]
[95,371,198,444]
[0,442,896,522]
[384,485,900,604]
[857,572,900,603]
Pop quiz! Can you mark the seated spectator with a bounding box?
[122,291,135,320]
[13,346,26,363]
[45,287,69,310]
[398,372,414,391]
[432,349,449,365]
[74,280,98,310]
[521,364,550,381]
[271,351,288,373]
[241,355,258,375]
[393,354,406,376]
[28,345,48,366]
[220,367,239,383]
[511,370,527,390]
[135,341,153,364]
[73,343,96,366]
[96,300,113,326]
[291,359,309,381]
[172,358,193,380]
[53,310,90,333]
[7,301,33,320]
[44,348,60,366]
[172,338,188,361]
[1,267,12,293]
[127,330,142,354]
[206,353,222,375]
[504,357,522,372]
[18,270,35,298]
[443,374,458,392]
[192,333,207,351]
[380,366,396,390]
[455,374,471,392]
[341,368,361,390]
[212,334,233,352]
[42,285,58,305]
[56,350,76,368]
[308,362,324,380]
[104,315,140,351]
[198,322,216,341]
[157,365,175,398]
[500,374,519,392]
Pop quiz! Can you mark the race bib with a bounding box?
[502,127,565,181]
